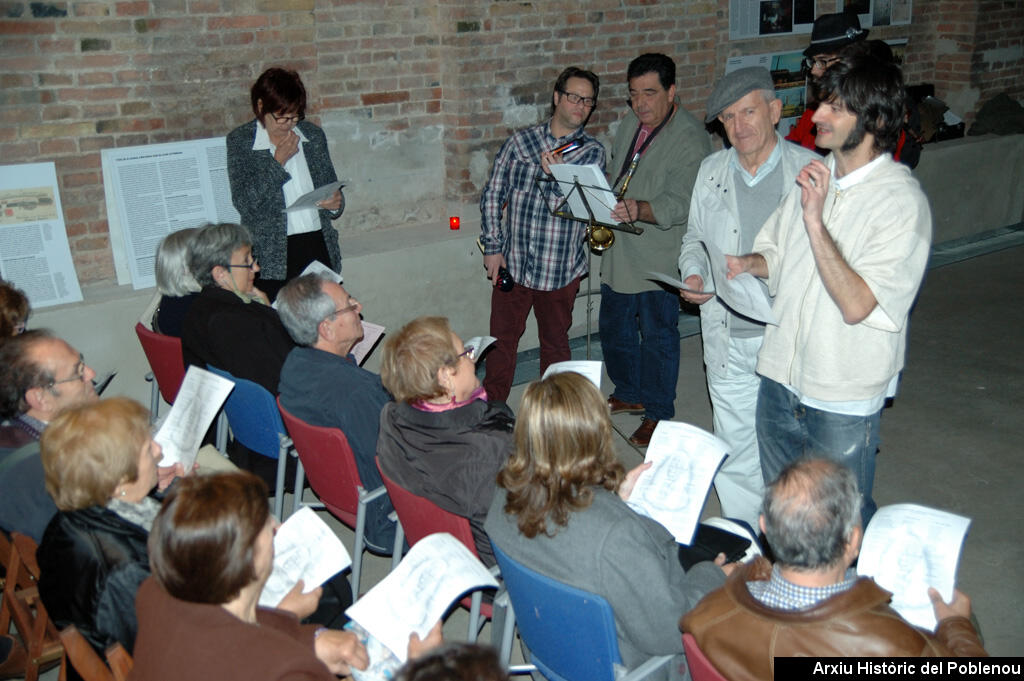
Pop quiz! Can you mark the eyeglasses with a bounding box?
[268,112,304,124]
[13,319,26,334]
[558,90,596,108]
[457,345,480,363]
[804,56,840,72]
[322,300,359,323]
[225,256,258,270]
[49,354,87,388]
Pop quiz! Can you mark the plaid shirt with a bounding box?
[747,563,859,611]
[479,120,606,291]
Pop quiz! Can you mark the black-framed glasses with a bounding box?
[225,256,258,270]
[558,90,596,108]
[268,112,304,124]
[803,56,840,72]
[48,354,87,388]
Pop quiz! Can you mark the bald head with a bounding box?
[762,458,861,571]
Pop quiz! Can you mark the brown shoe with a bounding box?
[628,418,658,447]
[0,635,27,681]
[608,395,644,415]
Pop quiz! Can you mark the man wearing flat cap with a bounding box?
[678,67,816,529]
[786,12,868,152]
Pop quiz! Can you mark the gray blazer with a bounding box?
[226,119,343,281]
[485,486,725,680]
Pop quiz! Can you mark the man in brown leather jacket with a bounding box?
[681,459,985,680]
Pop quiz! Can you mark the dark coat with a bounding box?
[181,286,295,393]
[226,119,343,281]
[37,506,150,654]
[376,399,514,566]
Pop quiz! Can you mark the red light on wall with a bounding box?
[449,216,460,230]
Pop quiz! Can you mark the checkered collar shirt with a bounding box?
[479,120,606,291]
[747,563,858,611]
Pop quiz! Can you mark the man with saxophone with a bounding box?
[479,67,606,403]
[603,53,709,446]
[678,67,817,529]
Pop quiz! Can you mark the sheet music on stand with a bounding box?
[547,163,617,225]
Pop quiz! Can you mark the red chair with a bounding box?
[682,632,729,681]
[134,322,186,421]
[277,398,394,596]
[376,459,499,642]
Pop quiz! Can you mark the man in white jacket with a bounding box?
[678,67,817,529]
[727,56,932,526]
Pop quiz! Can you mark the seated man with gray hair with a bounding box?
[682,458,985,679]
[276,273,396,554]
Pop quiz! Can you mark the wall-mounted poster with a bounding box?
[845,0,912,27]
[0,162,83,309]
[730,0,817,40]
[102,138,241,290]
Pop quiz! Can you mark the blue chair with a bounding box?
[491,541,673,681]
[206,366,298,520]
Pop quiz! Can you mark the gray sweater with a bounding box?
[226,119,343,281]
[485,486,725,680]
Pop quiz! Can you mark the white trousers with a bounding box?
[707,334,764,530]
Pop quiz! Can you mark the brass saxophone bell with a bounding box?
[588,224,614,252]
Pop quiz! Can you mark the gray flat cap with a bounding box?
[704,67,775,123]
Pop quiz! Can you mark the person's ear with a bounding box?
[770,98,783,125]
[24,385,50,414]
[845,524,864,564]
[758,514,767,536]
[436,365,453,395]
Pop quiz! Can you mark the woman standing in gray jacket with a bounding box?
[226,67,344,300]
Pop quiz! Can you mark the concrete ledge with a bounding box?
[914,133,1024,243]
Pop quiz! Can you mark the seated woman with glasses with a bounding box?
[377,316,514,566]
[182,222,296,484]
[182,222,294,393]
[226,67,344,301]
[131,471,368,681]
[484,372,730,680]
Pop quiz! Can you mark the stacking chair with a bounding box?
[681,633,728,681]
[491,541,673,681]
[205,366,297,520]
[134,322,186,421]
[58,625,132,681]
[1,533,66,681]
[376,460,501,643]
[277,399,393,596]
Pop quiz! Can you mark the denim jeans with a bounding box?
[598,284,679,421]
[756,376,880,526]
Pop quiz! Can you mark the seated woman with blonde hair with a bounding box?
[377,316,513,566]
[130,471,367,680]
[484,372,729,681]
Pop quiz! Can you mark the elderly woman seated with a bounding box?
[484,372,729,681]
[130,471,367,681]
[37,397,177,654]
[36,398,332,661]
[181,222,294,393]
[377,316,513,566]
[151,227,201,337]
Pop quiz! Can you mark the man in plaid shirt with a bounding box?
[479,67,606,402]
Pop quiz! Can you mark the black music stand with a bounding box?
[534,175,645,359]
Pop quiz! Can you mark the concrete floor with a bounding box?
[31,243,1022,681]
[351,243,1024,659]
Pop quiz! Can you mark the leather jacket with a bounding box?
[681,557,986,681]
[37,506,150,654]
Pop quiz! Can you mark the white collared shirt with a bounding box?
[253,121,319,236]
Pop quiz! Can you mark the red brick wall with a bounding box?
[1,0,1020,286]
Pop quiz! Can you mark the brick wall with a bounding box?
[1,0,1020,286]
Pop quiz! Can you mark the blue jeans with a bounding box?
[756,376,880,526]
[598,284,679,421]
